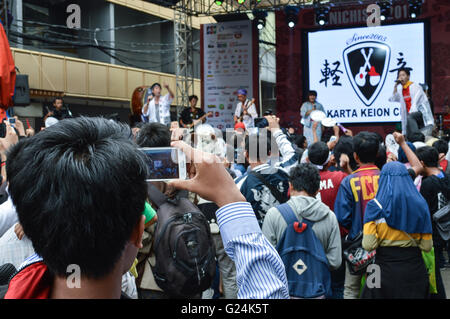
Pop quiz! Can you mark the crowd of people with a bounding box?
[0,68,448,299]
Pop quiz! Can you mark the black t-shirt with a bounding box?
[47,106,71,120]
[180,107,205,125]
[420,172,450,217]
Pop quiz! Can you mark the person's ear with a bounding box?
[353,152,359,163]
[130,215,145,249]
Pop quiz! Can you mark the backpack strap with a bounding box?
[147,182,168,208]
[277,203,300,225]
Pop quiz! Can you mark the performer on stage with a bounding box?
[233,89,257,130]
[43,97,72,122]
[141,83,174,125]
[389,68,434,141]
[179,95,212,131]
[300,90,324,146]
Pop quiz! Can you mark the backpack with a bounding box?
[275,203,331,299]
[147,183,216,298]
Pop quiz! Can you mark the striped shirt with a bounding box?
[216,202,289,299]
[362,217,433,252]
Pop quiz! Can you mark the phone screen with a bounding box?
[139,147,186,181]
[8,118,16,126]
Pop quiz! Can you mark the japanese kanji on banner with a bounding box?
[307,22,426,124]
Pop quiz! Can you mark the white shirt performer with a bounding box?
[141,83,175,125]
[234,89,258,130]
[389,68,434,140]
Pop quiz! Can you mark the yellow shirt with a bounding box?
[362,218,433,252]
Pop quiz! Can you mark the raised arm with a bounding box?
[393,132,423,176]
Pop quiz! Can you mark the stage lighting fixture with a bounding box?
[378,1,391,21]
[315,6,330,26]
[408,0,422,18]
[285,6,299,29]
[237,0,245,4]
[215,0,223,5]
[254,10,267,30]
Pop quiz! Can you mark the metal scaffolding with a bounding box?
[174,0,195,117]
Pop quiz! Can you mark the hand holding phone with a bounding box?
[139,147,187,182]
[8,118,16,128]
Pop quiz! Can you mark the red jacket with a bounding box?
[5,261,52,299]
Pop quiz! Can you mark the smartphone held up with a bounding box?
[139,147,187,182]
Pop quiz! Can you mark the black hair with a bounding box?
[189,95,198,102]
[308,142,329,166]
[289,163,320,196]
[245,129,272,163]
[353,131,380,164]
[151,83,161,92]
[136,122,171,147]
[53,97,63,104]
[409,132,425,143]
[397,67,411,77]
[334,135,358,171]
[308,90,317,97]
[416,146,439,168]
[375,144,387,170]
[432,139,449,155]
[6,117,148,279]
[294,135,307,149]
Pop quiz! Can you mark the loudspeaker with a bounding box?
[13,74,30,106]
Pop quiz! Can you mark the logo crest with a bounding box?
[343,41,390,106]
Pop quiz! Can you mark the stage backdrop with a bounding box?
[201,20,256,130]
[307,22,426,124]
[276,0,450,137]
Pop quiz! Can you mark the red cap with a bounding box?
[234,122,246,131]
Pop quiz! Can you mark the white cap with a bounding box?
[45,116,59,128]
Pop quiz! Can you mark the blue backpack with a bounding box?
[275,203,331,298]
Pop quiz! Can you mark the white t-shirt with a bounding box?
[142,92,174,125]
[234,99,258,129]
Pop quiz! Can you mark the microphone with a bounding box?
[395,80,401,85]
[0,263,17,285]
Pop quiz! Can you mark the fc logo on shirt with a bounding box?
[343,41,391,106]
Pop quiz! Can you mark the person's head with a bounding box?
[234,121,246,133]
[308,141,330,170]
[397,68,411,85]
[416,146,439,171]
[288,126,295,135]
[7,117,147,282]
[409,132,425,143]
[136,122,171,147]
[189,95,198,108]
[334,135,358,171]
[151,83,162,96]
[294,135,307,150]
[432,139,448,157]
[375,144,387,170]
[308,90,317,103]
[237,89,247,103]
[245,129,271,164]
[53,97,63,110]
[353,131,380,165]
[289,163,320,197]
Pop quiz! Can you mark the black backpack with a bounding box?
[147,183,216,298]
